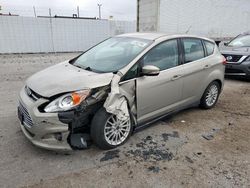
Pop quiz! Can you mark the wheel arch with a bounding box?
[202,69,224,95]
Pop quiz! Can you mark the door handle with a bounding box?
[171,75,182,81]
[204,64,210,69]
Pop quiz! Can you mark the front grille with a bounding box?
[19,102,33,127]
[223,54,242,62]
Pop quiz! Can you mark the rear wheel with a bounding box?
[91,107,132,150]
[200,81,220,109]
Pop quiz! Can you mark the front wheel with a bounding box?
[91,107,132,150]
[200,81,221,109]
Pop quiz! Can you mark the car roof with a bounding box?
[117,32,214,42]
[117,32,168,40]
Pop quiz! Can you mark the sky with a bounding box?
[0,0,136,20]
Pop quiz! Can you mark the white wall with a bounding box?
[138,0,158,32]
[138,0,250,40]
[159,0,250,39]
[0,16,136,53]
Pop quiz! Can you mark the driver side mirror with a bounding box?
[224,42,229,46]
[141,65,160,76]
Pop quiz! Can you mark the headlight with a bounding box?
[44,89,90,113]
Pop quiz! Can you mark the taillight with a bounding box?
[222,56,227,65]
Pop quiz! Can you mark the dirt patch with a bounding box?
[162,131,179,141]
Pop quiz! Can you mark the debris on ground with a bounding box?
[185,156,194,163]
[202,128,220,140]
[100,149,120,162]
[148,166,160,173]
[127,136,174,162]
[196,152,202,156]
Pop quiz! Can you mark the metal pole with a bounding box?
[97,4,102,19]
[49,8,51,17]
[33,6,37,17]
[136,0,139,32]
[49,8,55,53]
[77,6,79,17]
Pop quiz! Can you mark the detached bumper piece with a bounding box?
[58,110,95,150]
[69,133,91,150]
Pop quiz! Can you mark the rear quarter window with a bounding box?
[204,41,215,56]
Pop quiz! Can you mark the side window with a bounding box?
[143,40,179,71]
[122,63,138,81]
[183,38,205,63]
[204,41,215,56]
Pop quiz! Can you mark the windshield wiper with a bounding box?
[74,64,93,71]
[84,66,92,71]
[74,64,83,69]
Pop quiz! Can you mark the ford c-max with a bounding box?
[18,33,225,151]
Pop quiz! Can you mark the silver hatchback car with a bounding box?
[18,33,225,151]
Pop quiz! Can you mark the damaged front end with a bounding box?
[58,72,137,150]
[61,73,137,150]
[104,73,137,124]
[58,86,110,150]
[18,84,109,151]
[18,72,137,151]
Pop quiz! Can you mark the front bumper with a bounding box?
[18,87,72,151]
[225,61,250,76]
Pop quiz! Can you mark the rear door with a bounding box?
[136,39,184,123]
[180,38,209,104]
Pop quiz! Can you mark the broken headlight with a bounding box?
[44,90,90,113]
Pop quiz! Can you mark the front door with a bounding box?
[136,39,183,123]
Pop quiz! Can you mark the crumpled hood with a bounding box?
[26,61,113,97]
[220,46,250,56]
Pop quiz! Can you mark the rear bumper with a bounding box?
[225,61,250,76]
[18,87,72,151]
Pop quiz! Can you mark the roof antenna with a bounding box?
[185,26,192,34]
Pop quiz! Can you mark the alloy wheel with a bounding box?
[104,115,131,146]
[205,84,219,107]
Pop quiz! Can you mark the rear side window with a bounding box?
[204,41,215,56]
[183,38,205,63]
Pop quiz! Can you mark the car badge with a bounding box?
[226,56,233,61]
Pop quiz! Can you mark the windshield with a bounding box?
[72,37,152,73]
[228,35,250,47]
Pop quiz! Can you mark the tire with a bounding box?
[200,81,221,109]
[90,107,132,150]
[246,75,250,81]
